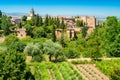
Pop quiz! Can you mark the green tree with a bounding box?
[109,34,120,57]
[82,26,87,37]
[22,15,27,22]
[43,40,63,61]
[106,16,118,27]
[60,31,68,47]
[39,16,43,26]
[0,10,2,18]
[1,15,11,35]
[56,17,60,28]
[4,34,19,46]
[32,27,47,38]
[8,41,26,52]
[48,16,53,26]
[76,20,83,27]
[34,14,40,27]
[44,15,49,26]
[104,17,120,57]
[60,17,65,29]
[65,49,80,59]
[18,22,22,28]
[52,25,56,42]
[111,66,120,80]
[24,43,43,62]
[24,23,33,37]
[86,27,106,59]
[0,50,26,80]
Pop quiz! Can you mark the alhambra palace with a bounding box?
[0,9,98,43]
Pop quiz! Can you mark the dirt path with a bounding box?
[67,57,120,62]
[74,64,109,80]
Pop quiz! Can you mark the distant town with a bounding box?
[0,8,102,43]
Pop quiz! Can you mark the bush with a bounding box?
[32,55,44,62]
[8,41,26,52]
[71,60,92,64]
[4,34,19,45]
[0,50,26,80]
[53,55,66,62]
[65,49,80,59]
[21,36,33,43]
[111,66,120,80]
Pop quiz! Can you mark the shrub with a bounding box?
[111,66,120,80]
[65,49,80,59]
[8,41,26,52]
[0,50,26,80]
[4,34,19,45]
[32,55,44,62]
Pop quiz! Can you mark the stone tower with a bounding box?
[30,8,35,17]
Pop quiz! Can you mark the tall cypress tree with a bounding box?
[60,30,66,47]
[35,14,40,27]
[44,15,49,26]
[56,17,60,28]
[39,16,43,26]
[0,10,2,18]
[82,26,87,38]
[60,17,65,29]
[52,24,56,42]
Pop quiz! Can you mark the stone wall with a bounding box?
[17,28,26,39]
[0,37,5,43]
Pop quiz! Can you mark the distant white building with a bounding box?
[27,8,35,20]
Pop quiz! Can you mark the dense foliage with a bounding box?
[95,59,120,80]
[0,50,26,79]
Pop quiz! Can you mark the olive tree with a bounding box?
[43,40,63,61]
[24,43,43,62]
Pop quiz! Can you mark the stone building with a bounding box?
[75,16,96,35]
[16,28,26,39]
[0,36,5,43]
[55,28,77,39]
[55,16,96,39]
[75,16,96,28]
[11,17,21,25]
[64,17,75,28]
[55,29,62,39]
[11,28,26,39]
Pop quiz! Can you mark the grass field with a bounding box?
[27,59,120,80]
[28,62,84,80]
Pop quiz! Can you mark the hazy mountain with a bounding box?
[3,12,28,17]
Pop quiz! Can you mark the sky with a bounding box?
[0,0,120,17]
